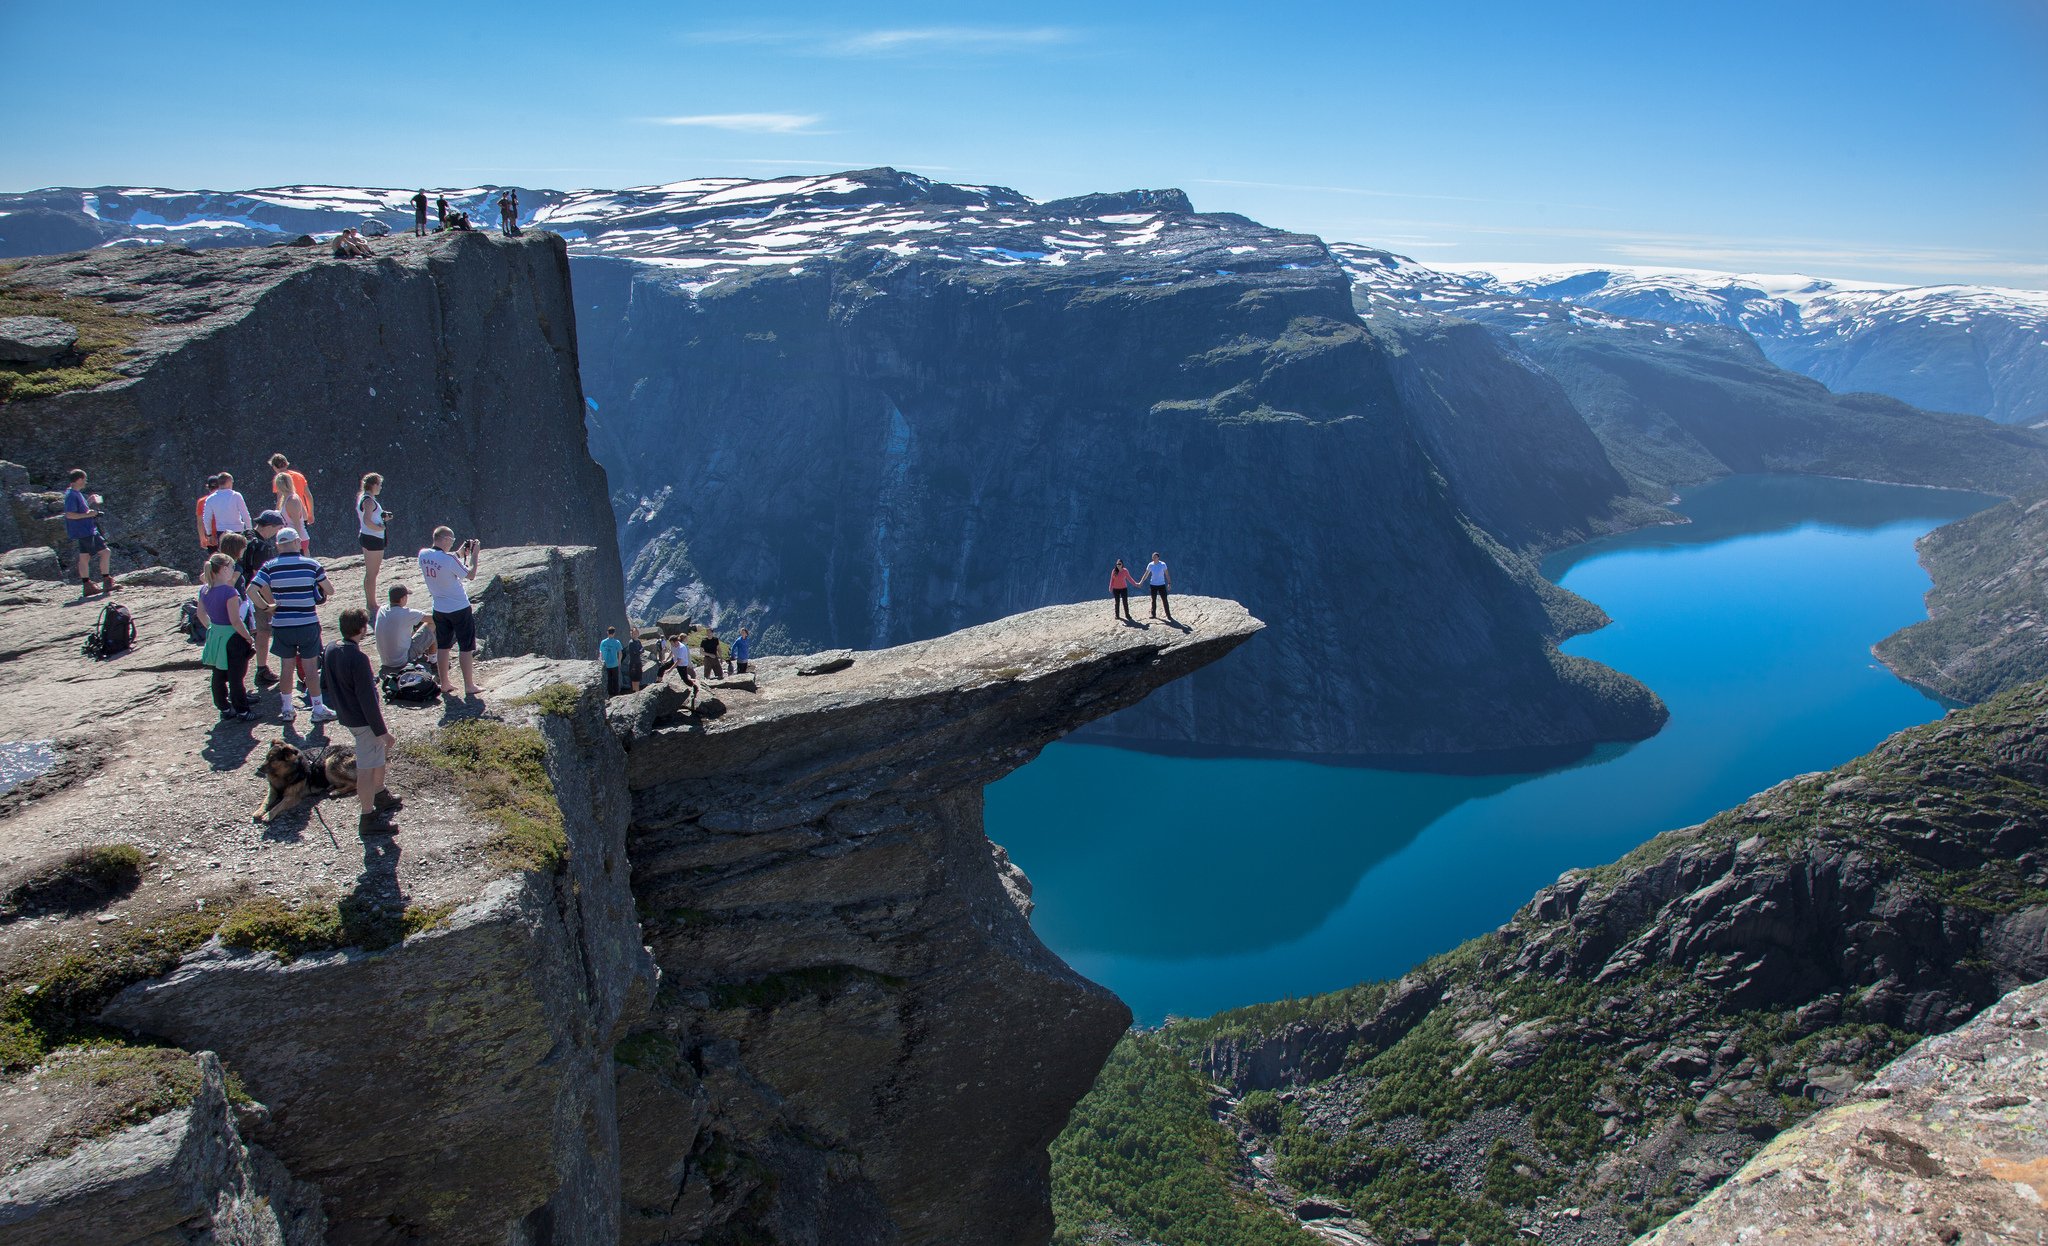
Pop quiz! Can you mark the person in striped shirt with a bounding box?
[249,528,337,724]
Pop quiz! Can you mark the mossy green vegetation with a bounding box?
[217,895,452,962]
[2,843,145,918]
[1051,1037,1318,1246]
[510,681,583,717]
[0,271,151,402]
[411,719,567,872]
[0,911,221,1072]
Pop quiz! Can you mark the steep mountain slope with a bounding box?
[1340,245,2048,497]
[1875,491,2048,703]
[1056,677,2048,1246]
[1426,261,2048,425]
[0,232,625,610]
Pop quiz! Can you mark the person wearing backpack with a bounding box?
[249,527,338,725]
[198,552,258,721]
[239,512,285,687]
[61,468,116,598]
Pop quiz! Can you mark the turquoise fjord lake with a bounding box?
[985,475,1994,1025]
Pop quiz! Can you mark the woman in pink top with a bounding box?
[273,472,311,552]
[1109,559,1138,622]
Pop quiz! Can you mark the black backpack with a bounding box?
[381,661,441,704]
[238,534,275,589]
[178,598,207,645]
[82,603,135,660]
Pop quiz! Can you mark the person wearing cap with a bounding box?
[249,525,337,723]
[241,510,286,686]
[201,472,251,554]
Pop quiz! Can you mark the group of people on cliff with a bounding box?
[597,623,751,702]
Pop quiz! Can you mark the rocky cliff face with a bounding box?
[1070,677,2048,1246]
[1875,490,2048,705]
[0,233,624,626]
[1639,977,2047,1246]
[575,186,1662,761]
[0,540,1259,1244]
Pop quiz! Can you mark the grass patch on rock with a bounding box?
[412,719,568,873]
[0,911,222,1073]
[217,895,453,963]
[510,681,583,717]
[0,272,151,403]
[2,843,145,919]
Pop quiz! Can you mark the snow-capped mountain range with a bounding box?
[1,169,2041,423]
[1336,246,2048,424]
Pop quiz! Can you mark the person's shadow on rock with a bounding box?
[201,722,260,772]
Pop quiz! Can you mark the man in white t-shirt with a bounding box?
[1145,552,1173,621]
[201,473,252,548]
[666,632,698,706]
[373,583,435,672]
[417,526,481,697]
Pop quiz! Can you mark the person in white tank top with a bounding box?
[356,473,390,615]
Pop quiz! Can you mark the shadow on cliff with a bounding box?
[989,742,1557,959]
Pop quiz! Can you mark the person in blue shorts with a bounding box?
[60,468,116,598]
[249,527,338,725]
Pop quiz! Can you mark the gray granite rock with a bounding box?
[0,316,76,363]
[0,546,60,581]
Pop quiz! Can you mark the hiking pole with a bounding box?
[312,801,341,850]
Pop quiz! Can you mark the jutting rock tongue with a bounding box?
[614,596,1262,1246]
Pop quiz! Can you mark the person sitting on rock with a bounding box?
[332,227,374,259]
[322,607,401,836]
[373,583,435,674]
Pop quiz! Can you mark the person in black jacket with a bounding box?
[322,608,401,835]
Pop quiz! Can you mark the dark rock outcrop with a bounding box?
[1639,977,2048,1246]
[0,233,625,633]
[0,317,75,364]
[1875,491,2048,704]
[614,596,1263,1244]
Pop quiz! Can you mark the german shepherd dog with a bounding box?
[253,741,357,823]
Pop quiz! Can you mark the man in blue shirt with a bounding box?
[60,468,116,598]
[599,626,624,697]
[250,528,338,725]
[731,627,751,675]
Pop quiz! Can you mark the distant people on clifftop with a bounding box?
[1109,559,1138,622]
[436,195,449,228]
[60,468,115,598]
[498,190,520,236]
[332,227,373,259]
[418,526,483,698]
[666,631,697,706]
[356,472,388,614]
[731,626,750,675]
[622,629,646,693]
[600,626,624,697]
[412,189,430,237]
[701,629,724,680]
[1145,552,1172,621]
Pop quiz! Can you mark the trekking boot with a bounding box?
[374,788,403,812]
[101,577,120,593]
[78,578,96,599]
[358,809,399,837]
[255,667,278,687]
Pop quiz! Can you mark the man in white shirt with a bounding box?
[417,526,482,697]
[373,583,435,672]
[666,632,698,706]
[201,473,253,547]
[1145,552,1173,621]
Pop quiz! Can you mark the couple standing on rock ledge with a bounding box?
[1109,553,1172,624]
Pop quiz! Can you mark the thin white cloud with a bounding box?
[643,113,824,134]
[830,26,1074,55]
[685,26,1077,56]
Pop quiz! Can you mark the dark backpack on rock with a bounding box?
[382,661,440,704]
[82,603,135,660]
[178,599,207,645]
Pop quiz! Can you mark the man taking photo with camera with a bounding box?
[418,526,482,698]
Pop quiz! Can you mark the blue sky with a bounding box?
[4,0,2043,286]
